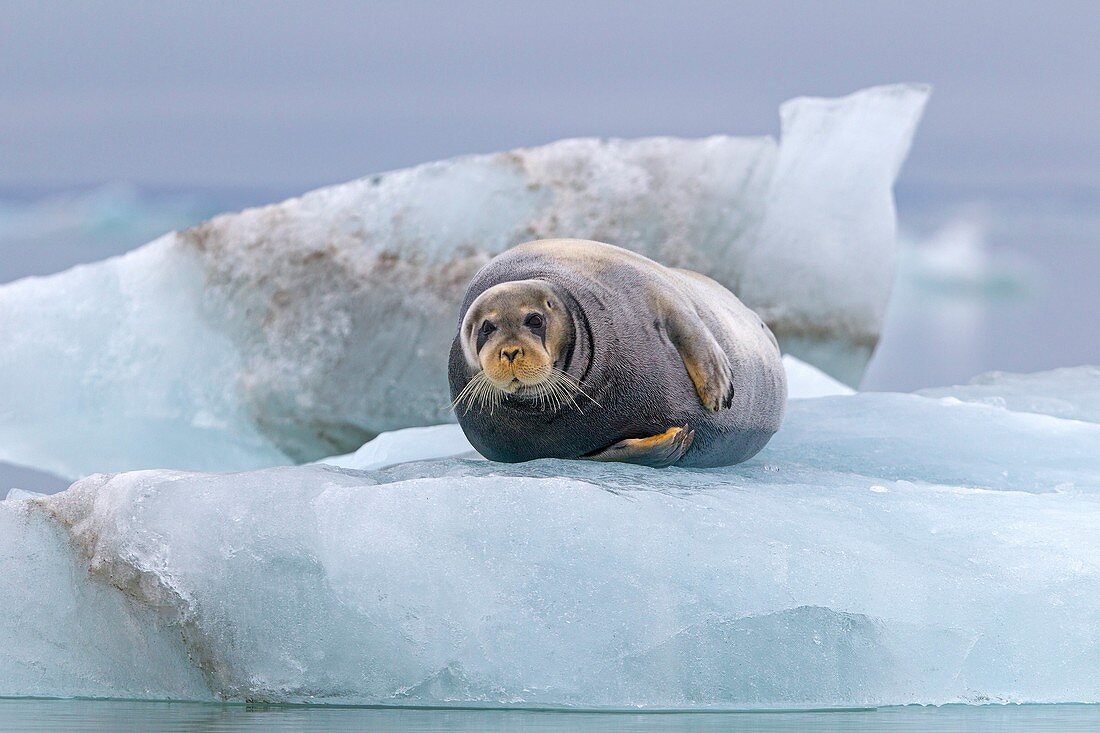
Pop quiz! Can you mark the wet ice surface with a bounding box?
[2,364,1098,709]
[0,84,928,478]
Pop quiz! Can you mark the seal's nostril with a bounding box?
[502,348,521,362]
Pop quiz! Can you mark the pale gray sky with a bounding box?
[2,0,1099,194]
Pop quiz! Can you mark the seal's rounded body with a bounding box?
[448,239,786,468]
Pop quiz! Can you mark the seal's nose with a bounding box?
[501,347,522,363]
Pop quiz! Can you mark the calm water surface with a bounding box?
[0,700,1097,732]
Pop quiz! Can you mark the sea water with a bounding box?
[0,700,1097,732]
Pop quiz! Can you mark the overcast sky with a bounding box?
[2,0,1099,196]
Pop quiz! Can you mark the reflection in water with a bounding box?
[0,699,1097,733]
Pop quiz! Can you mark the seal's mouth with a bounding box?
[453,368,598,415]
[482,369,547,392]
[502,378,542,396]
[510,380,544,396]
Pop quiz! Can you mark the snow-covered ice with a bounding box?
[780,354,855,399]
[2,364,1098,709]
[319,424,478,471]
[0,84,929,478]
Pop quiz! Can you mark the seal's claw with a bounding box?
[722,380,736,409]
[688,351,736,412]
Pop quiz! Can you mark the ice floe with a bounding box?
[2,363,1097,708]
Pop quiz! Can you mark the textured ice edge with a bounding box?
[0,84,929,479]
[2,365,1098,708]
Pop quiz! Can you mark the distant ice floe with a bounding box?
[0,84,929,479]
[2,364,1099,709]
[899,213,1031,298]
[919,365,1100,424]
[860,213,1038,391]
[0,184,217,284]
[0,184,203,245]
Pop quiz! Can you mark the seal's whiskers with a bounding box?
[551,368,601,408]
[452,371,505,415]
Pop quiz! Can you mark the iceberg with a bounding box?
[0,84,929,478]
[2,365,1098,708]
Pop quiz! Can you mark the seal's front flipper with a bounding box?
[662,308,736,411]
[585,425,695,468]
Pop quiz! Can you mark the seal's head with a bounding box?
[455,279,581,413]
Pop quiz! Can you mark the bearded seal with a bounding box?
[447,239,787,467]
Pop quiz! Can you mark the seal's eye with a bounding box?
[475,320,497,353]
[524,314,544,330]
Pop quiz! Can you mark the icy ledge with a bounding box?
[2,366,1099,709]
[0,84,929,478]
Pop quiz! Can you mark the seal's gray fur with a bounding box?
[448,239,786,467]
